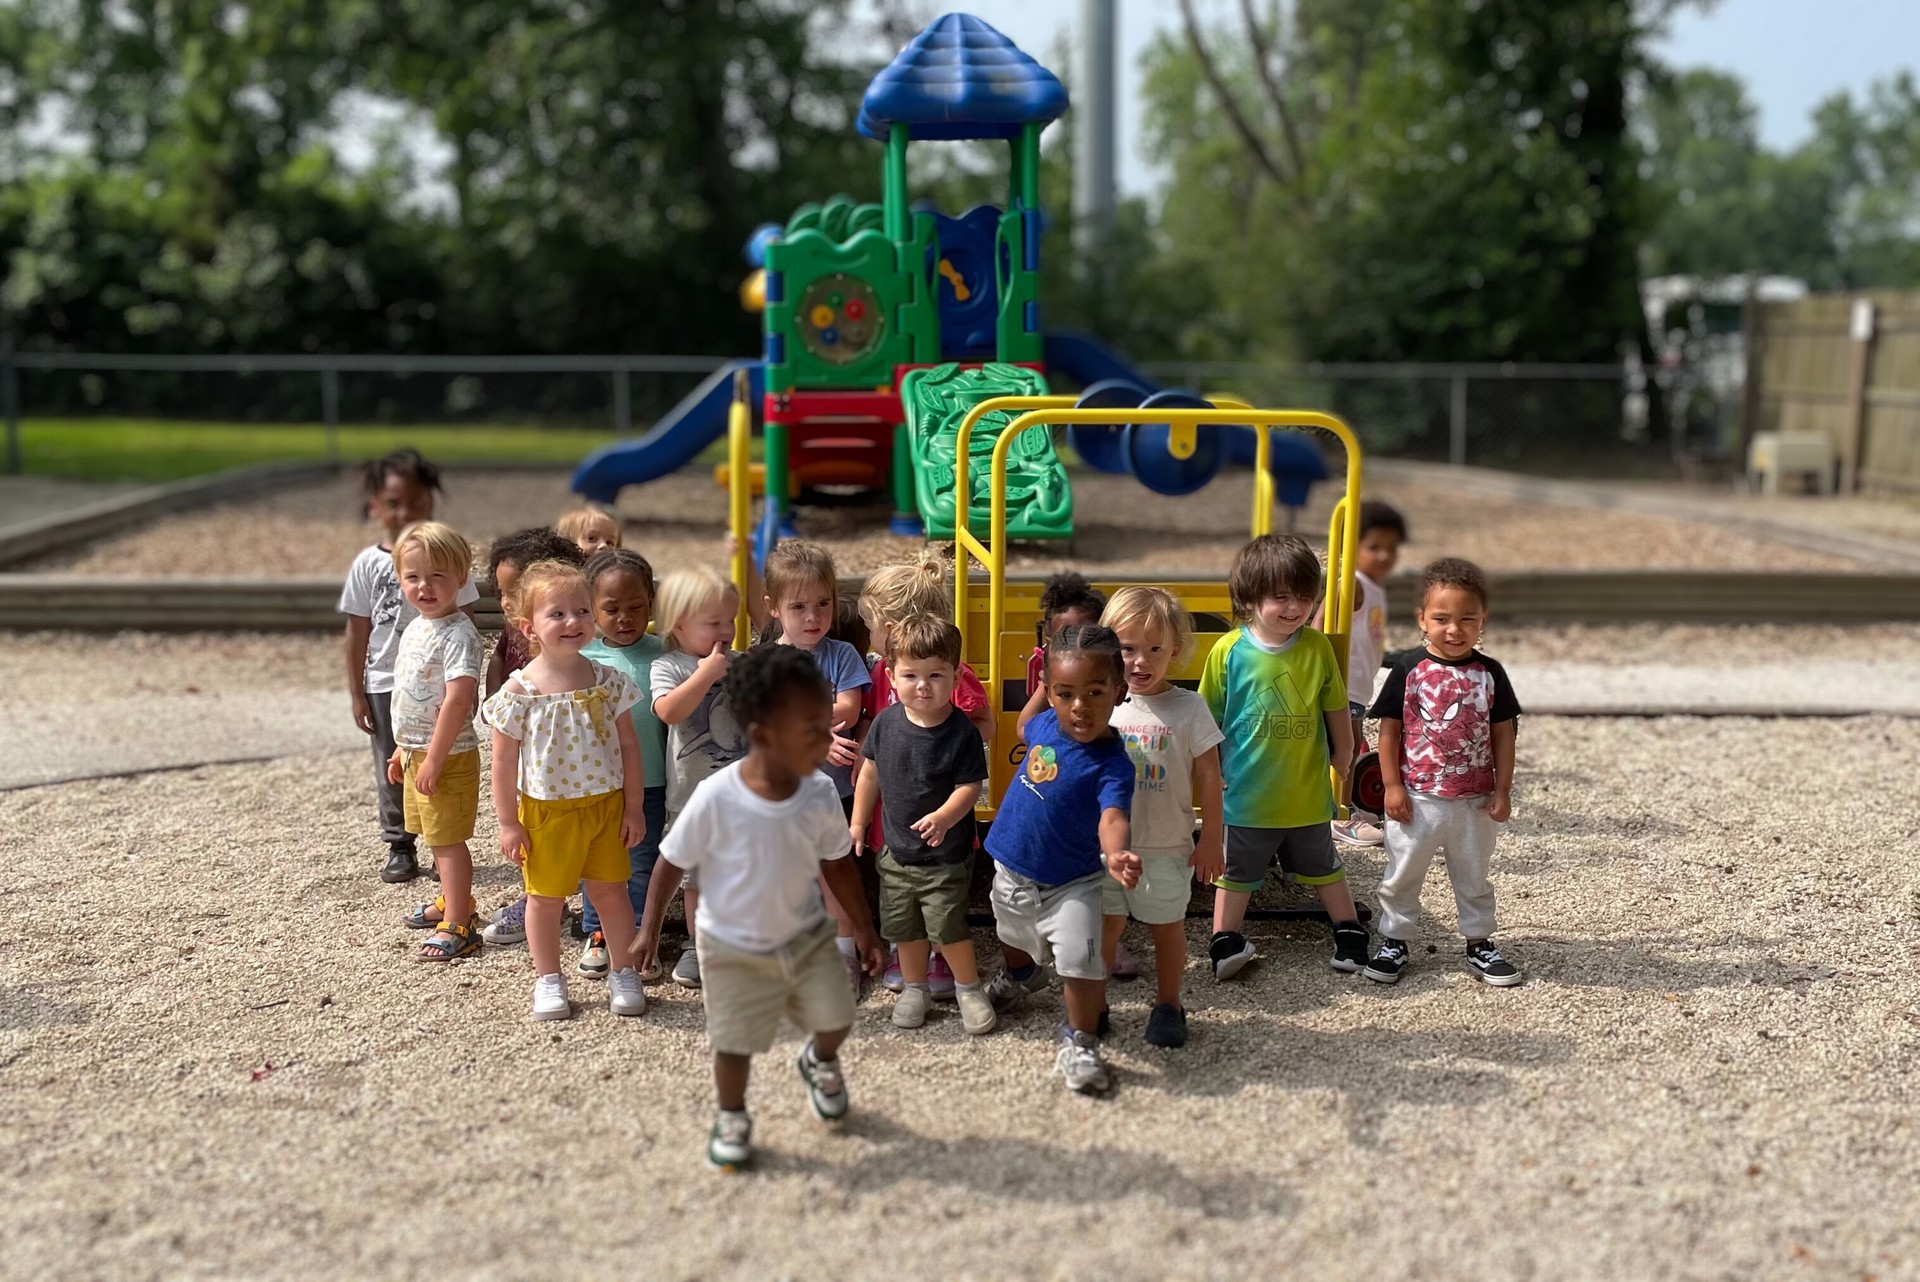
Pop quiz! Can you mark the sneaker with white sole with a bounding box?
[1332,818,1385,847]
[892,983,931,1029]
[881,946,904,993]
[578,930,609,977]
[1209,930,1256,980]
[1364,936,1411,984]
[607,966,646,1016]
[672,947,702,989]
[1054,1026,1112,1094]
[1111,940,1141,980]
[955,983,997,1035]
[1331,920,1370,973]
[1466,940,1522,987]
[986,964,1049,1013]
[531,973,571,1021]
[482,895,528,947]
[708,1109,752,1171]
[796,1040,850,1121]
[928,951,957,1000]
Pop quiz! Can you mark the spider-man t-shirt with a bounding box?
[1369,648,1521,799]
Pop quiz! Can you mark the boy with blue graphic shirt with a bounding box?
[1201,534,1370,980]
[985,625,1140,1095]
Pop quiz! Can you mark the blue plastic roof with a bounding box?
[858,14,1068,142]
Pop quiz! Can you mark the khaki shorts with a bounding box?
[878,850,972,946]
[698,918,855,1056]
[402,749,479,847]
[519,790,630,899]
[1101,846,1197,925]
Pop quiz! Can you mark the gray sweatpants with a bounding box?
[365,690,414,851]
[1375,792,1499,942]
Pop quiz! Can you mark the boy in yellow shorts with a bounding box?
[389,521,487,960]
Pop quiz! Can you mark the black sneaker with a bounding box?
[1466,940,1522,987]
[380,846,420,883]
[1143,1002,1188,1048]
[1363,937,1410,984]
[1209,930,1256,981]
[1330,920,1369,973]
[1095,1007,1111,1038]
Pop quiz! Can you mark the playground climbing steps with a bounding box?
[900,363,1074,540]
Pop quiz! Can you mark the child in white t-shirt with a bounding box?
[634,645,883,1173]
[1100,587,1224,1049]
[338,449,479,884]
[1331,500,1406,848]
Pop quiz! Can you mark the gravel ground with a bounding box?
[0,476,150,530]
[4,711,1917,1280]
[20,465,1876,579]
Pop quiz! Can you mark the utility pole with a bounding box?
[1072,0,1117,262]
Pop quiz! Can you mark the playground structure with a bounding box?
[571,14,1329,560]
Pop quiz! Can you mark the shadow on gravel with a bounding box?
[1520,934,1801,992]
[762,1113,1295,1219]
[0,982,90,1031]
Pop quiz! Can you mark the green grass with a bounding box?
[14,418,628,482]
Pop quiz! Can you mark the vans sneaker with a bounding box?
[1364,937,1411,984]
[1466,940,1522,987]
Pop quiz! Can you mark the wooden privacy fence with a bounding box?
[1745,291,1920,493]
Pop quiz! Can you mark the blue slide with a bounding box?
[572,359,764,505]
[1043,331,1271,469]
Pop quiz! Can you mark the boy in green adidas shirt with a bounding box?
[1200,534,1370,979]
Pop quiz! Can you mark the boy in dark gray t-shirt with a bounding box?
[849,617,994,1035]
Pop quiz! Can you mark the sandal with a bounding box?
[418,915,482,962]
[402,895,446,929]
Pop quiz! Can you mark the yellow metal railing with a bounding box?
[951,406,1364,699]
[726,370,754,649]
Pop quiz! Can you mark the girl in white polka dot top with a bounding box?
[483,559,649,1022]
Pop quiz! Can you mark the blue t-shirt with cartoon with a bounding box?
[985,709,1134,886]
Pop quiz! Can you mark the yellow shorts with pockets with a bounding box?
[402,749,480,847]
[519,790,629,898]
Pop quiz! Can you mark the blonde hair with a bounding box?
[654,565,738,653]
[1101,585,1194,660]
[762,539,838,606]
[504,559,589,656]
[556,506,621,549]
[860,548,951,635]
[391,521,473,579]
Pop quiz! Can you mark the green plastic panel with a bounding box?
[901,362,1073,541]
[765,195,914,393]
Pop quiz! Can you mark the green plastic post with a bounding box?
[765,420,790,522]
[884,124,909,242]
[1018,122,1041,208]
[892,421,916,523]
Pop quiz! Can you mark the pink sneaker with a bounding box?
[882,946,904,993]
[1112,940,1141,980]
[928,951,957,1000]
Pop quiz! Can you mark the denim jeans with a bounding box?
[580,786,667,935]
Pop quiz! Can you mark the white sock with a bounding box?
[904,981,930,993]
[955,980,984,995]
[835,935,857,956]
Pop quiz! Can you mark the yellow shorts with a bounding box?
[519,790,629,899]
[402,749,479,847]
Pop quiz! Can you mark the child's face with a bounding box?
[1417,586,1486,660]
[1249,591,1315,646]
[889,654,956,720]
[369,474,434,541]
[575,516,619,556]
[752,687,835,778]
[674,590,738,657]
[591,567,652,648]
[1356,528,1402,584]
[1047,651,1122,743]
[493,560,522,602]
[770,578,834,651]
[397,549,466,620]
[1113,618,1177,696]
[525,582,595,657]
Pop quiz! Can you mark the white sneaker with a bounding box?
[955,984,997,1036]
[708,1109,753,1171]
[577,930,609,977]
[531,973,571,1021]
[892,984,931,1029]
[607,967,647,1017]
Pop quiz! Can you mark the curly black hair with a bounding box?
[583,546,655,600]
[486,527,585,591]
[727,643,833,729]
[1036,571,1106,644]
[1420,557,1490,610]
[359,448,443,498]
[1046,622,1125,685]
[1358,499,1408,543]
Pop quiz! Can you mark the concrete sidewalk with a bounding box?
[10,660,1920,790]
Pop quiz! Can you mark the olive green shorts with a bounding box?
[877,849,973,946]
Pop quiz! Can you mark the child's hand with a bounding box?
[827,722,859,768]
[386,747,404,785]
[621,800,647,848]
[628,928,661,978]
[1189,837,1225,888]
[352,692,376,736]
[415,756,441,796]
[695,641,731,683]
[909,811,952,848]
[499,821,531,867]
[849,825,867,857]
[1383,783,1412,824]
[854,928,886,977]
[1484,790,1511,823]
[1108,849,1142,890]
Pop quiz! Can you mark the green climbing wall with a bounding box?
[901,363,1073,541]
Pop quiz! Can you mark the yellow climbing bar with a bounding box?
[726,370,754,649]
